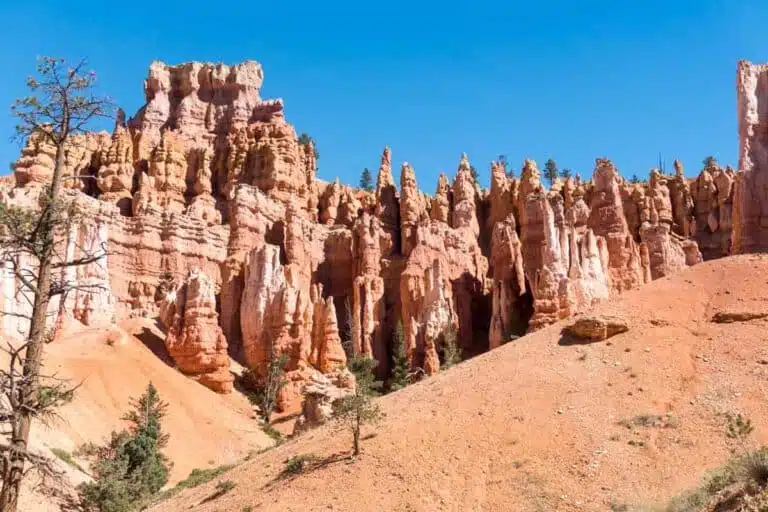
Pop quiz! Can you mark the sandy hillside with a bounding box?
[152,254,768,512]
[12,318,271,511]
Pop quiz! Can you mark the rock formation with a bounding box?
[2,57,729,406]
[159,269,233,392]
[734,60,768,253]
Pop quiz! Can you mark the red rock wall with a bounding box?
[2,58,725,399]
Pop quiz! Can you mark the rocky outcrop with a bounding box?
[488,213,526,349]
[159,269,233,393]
[3,58,720,409]
[734,60,768,254]
[588,159,646,292]
[562,315,629,342]
[292,370,354,434]
[351,213,386,364]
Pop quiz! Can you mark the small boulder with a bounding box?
[711,311,768,323]
[562,315,629,343]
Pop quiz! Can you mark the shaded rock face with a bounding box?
[159,269,233,393]
[3,58,721,406]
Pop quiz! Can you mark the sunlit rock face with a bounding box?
[4,58,713,407]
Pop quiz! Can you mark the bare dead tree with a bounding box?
[0,56,112,512]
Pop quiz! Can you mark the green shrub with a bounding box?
[333,357,383,456]
[282,454,317,476]
[51,447,83,471]
[177,465,234,490]
[261,424,283,444]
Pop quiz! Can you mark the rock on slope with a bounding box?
[151,255,768,512]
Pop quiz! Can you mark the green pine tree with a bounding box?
[359,168,374,192]
[470,165,479,183]
[388,321,409,392]
[544,159,559,186]
[297,132,319,169]
[77,383,172,512]
[559,168,572,180]
[702,155,717,168]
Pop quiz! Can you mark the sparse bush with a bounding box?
[333,357,383,456]
[618,414,677,429]
[51,448,83,472]
[282,454,317,476]
[246,351,288,425]
[261,424,283,444]
[175,465,234,490]
[214,480,235,495]
[727,413,754,443]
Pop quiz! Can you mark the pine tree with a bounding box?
[388,321,409,392]
[359,168,374,192]
[559,168,572,180]
[297,132,319,169]
[333,357,383,456]
[1,57,113,512]
[77,383,172,512]
[544,159,559,186]
[470,165,479,183]
[630,174,641,184]
[702,155,717,168]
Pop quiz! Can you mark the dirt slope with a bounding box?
[153,254,768,512]
[15,318,270,511]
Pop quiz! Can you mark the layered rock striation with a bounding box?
[4,57,745,400]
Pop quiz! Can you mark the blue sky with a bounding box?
[1,1,767,189]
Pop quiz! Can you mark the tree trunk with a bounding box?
[0,141,65,512]
[353,414,360,456]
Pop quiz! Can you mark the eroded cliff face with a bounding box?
[734,60,768,254]
[1,58,726,401]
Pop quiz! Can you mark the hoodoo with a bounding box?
[0,58,729,403]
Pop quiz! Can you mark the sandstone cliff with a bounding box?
[1,58,724,400]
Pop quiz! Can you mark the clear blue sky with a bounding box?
[1,1,767,189]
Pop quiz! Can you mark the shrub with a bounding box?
[176,465,234,490]
[261,424,283,444]
[282,454,317,476]
[51,448,83,471]
[246,352,288,425]
[214,480,235,495]
[333,357,383,456]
